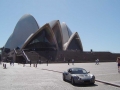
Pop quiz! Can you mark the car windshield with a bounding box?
[71,68,88,74]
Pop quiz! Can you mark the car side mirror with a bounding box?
[68,70,72,73]
[87,71,90,73]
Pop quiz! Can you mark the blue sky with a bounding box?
[0,0,120,53]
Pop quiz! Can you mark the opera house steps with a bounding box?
[14,50,119,63]
[24,51,41,63]
[24,51,56,63]
[55,51,119,63]
[2,49,120,64]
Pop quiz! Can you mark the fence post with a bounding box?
[4,64,6,69]
[3,64,6,69]
[3,63,4,67]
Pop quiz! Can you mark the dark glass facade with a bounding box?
[25,28,57,51]
[67,36,82,51]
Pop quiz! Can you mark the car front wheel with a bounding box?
[91,81,95,85]
[71,78,75,85]
[63,75,66,81]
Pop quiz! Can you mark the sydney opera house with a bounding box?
[0,14,119,63]
[0,14,84,63]
[4,14,83,51]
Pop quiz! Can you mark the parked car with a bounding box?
[62,67,95,85]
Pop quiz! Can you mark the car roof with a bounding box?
[68,67,84,70]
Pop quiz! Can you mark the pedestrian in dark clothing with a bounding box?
[68,59,70,65]
[116,57,120,72]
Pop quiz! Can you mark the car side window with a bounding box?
[68,69,72,73]
[82,69,87,74]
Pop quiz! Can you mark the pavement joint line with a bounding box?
[95,73,119,76]
[42,68,120,87]
[94,79,120,87]
[42,69,63,73]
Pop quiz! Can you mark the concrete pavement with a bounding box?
[0,62,120,90]
[39,62,120,87]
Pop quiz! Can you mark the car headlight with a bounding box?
[75,76,81,80]
[76,76,79,79]
[91,76,95,81]
[92,76,95,79]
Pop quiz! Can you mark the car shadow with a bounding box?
[74,83,98,87]
[65,80,98,87]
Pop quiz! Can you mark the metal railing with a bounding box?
[22,50,30,62]
[14,48,17,54]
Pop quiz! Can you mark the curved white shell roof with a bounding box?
[64,32,83,51]
[48,20,63,50]
[48,20,58,28]
[61,22,72,44]
[22,23,58,49]
[4,15,83,51]
[4,14,39,49]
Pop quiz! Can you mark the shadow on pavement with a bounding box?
[42,69,62,73]
[64,80,98,87]
[74,84,98,87]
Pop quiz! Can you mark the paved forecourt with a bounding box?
[40,62,120,87]
[0,62,120,90]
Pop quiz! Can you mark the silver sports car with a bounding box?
[63,67,95,85]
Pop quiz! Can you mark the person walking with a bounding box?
[95,59,98,65]
[97,58,99,65]
[95,58,99,65]
[68,59,70,65]
[116,57,120,72]
[72,59,74,65]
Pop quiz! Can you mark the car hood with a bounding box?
[72,74,93,79]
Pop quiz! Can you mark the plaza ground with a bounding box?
[0,62,120,90]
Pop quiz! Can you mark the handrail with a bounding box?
[14,48,17,54]
[22,50,30,61]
